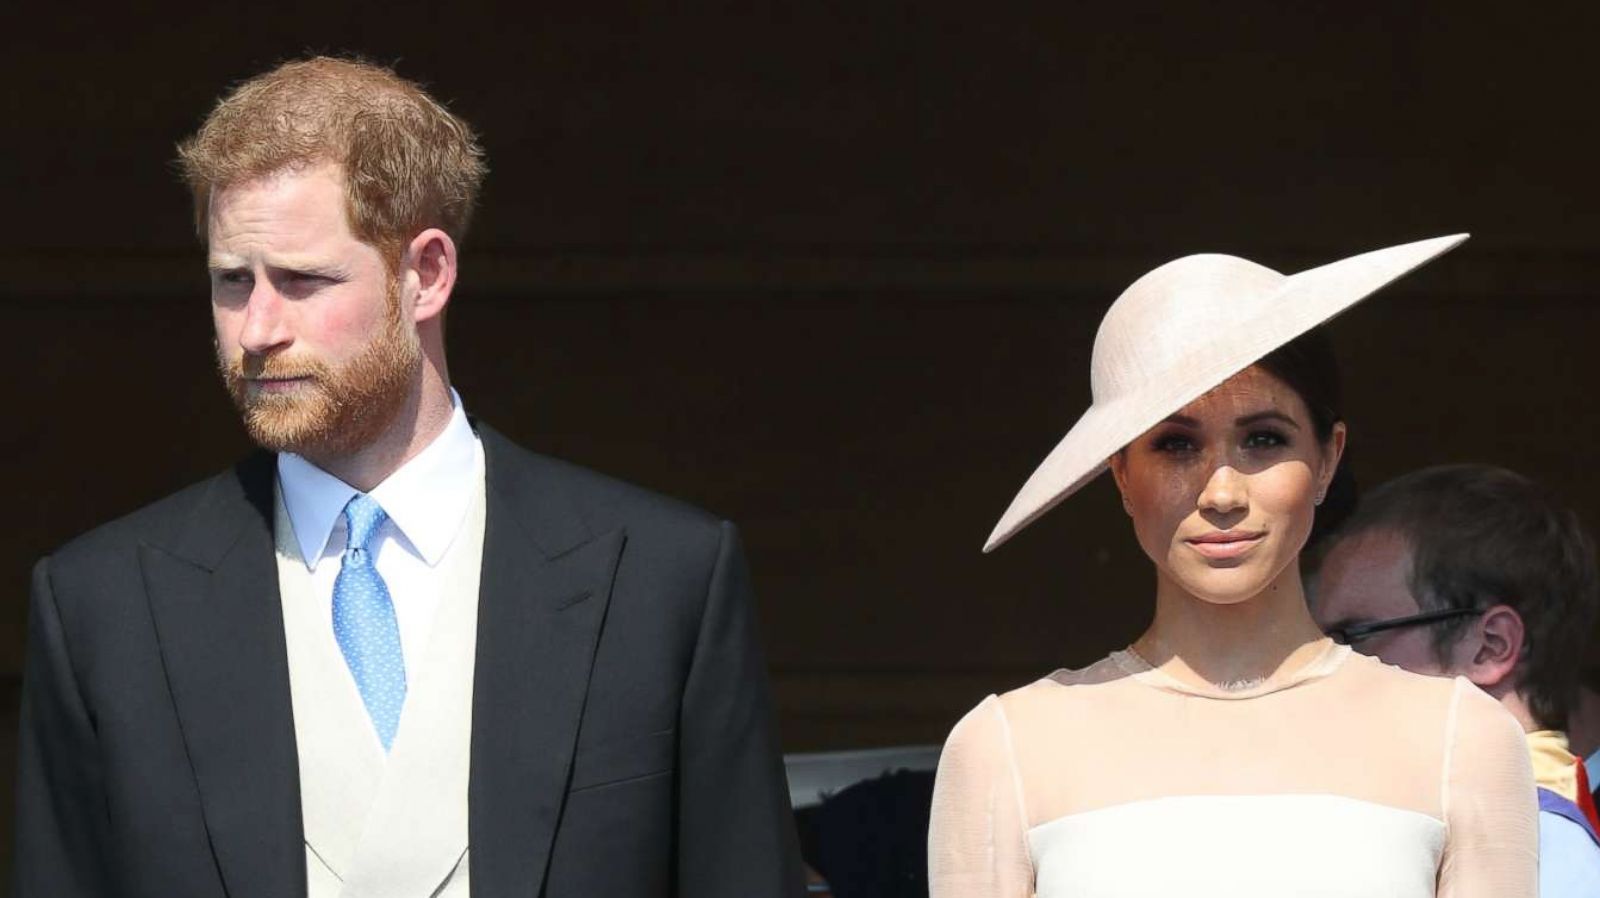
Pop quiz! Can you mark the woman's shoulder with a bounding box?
[945,657,1126,738]
[1333,649,1475,706]
[984,655,1132,722]
[1329,652,1523,743]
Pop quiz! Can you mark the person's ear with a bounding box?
[402,228,458,324]
[1109,451,1133,516]
[1459,604,1524,690]
[1317,421,1347,501]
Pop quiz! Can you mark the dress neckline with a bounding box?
[1109,640,1352,700]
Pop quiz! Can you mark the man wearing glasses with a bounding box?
[1313,464,1600,897]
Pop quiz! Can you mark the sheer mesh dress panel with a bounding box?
[928,645,1538,898]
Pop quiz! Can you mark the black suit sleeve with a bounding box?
[14,558,111,898]
[675,523,806,898]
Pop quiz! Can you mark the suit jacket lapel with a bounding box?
[468,425,626,898]
[141,454,306,898]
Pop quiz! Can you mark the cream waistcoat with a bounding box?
[274,475,486,898]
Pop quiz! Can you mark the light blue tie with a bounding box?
[332,494,407,751]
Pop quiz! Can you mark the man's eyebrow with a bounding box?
[285,263,350,278]
[205,259,348,278]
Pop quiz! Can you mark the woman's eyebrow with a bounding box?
[1159,411,1302,429]
[1236,410,1301,429]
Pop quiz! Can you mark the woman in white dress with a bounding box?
[929,234,1538,898]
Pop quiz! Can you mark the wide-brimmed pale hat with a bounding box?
[983,233,1468,553]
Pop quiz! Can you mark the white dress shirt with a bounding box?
[277,392,485,679]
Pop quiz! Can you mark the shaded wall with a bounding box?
[13,280,1600,745]
[5,4,1600,869]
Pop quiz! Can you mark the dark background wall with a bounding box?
[5,1,1600,869]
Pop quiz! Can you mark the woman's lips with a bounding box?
[1185,531,1266,560]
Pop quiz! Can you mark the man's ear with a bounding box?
[1458,604,1524,691]
[403,228,458,324]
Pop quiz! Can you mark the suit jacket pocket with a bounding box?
[569,727,675,792]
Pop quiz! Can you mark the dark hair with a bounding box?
[1256,329,1341,442]
[1327,464,1600,730]
[794,770,934,898]
[1256,328,1356,547]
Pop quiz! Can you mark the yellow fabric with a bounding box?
[1527,729,1582,804]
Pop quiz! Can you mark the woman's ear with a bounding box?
[1109,451,1133,515]
[1319,421,1348,500]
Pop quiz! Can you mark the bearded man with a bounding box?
[15,57,805,898]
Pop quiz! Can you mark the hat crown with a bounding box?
[1089,254,1286,404]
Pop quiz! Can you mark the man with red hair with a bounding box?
[16,57,804,898]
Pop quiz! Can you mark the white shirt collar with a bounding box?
[278,391,482,571]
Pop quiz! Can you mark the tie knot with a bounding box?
[342,494,388,553]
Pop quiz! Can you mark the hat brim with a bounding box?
[982,233,1468,553]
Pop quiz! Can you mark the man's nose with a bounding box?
[237,282,292,355]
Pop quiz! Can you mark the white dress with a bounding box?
[928,643,1538,897]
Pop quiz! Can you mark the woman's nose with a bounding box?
[1197,464,1248,514]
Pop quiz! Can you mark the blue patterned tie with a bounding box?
[332,494,407,751]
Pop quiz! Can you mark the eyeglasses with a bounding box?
[1325,607,1483,646]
